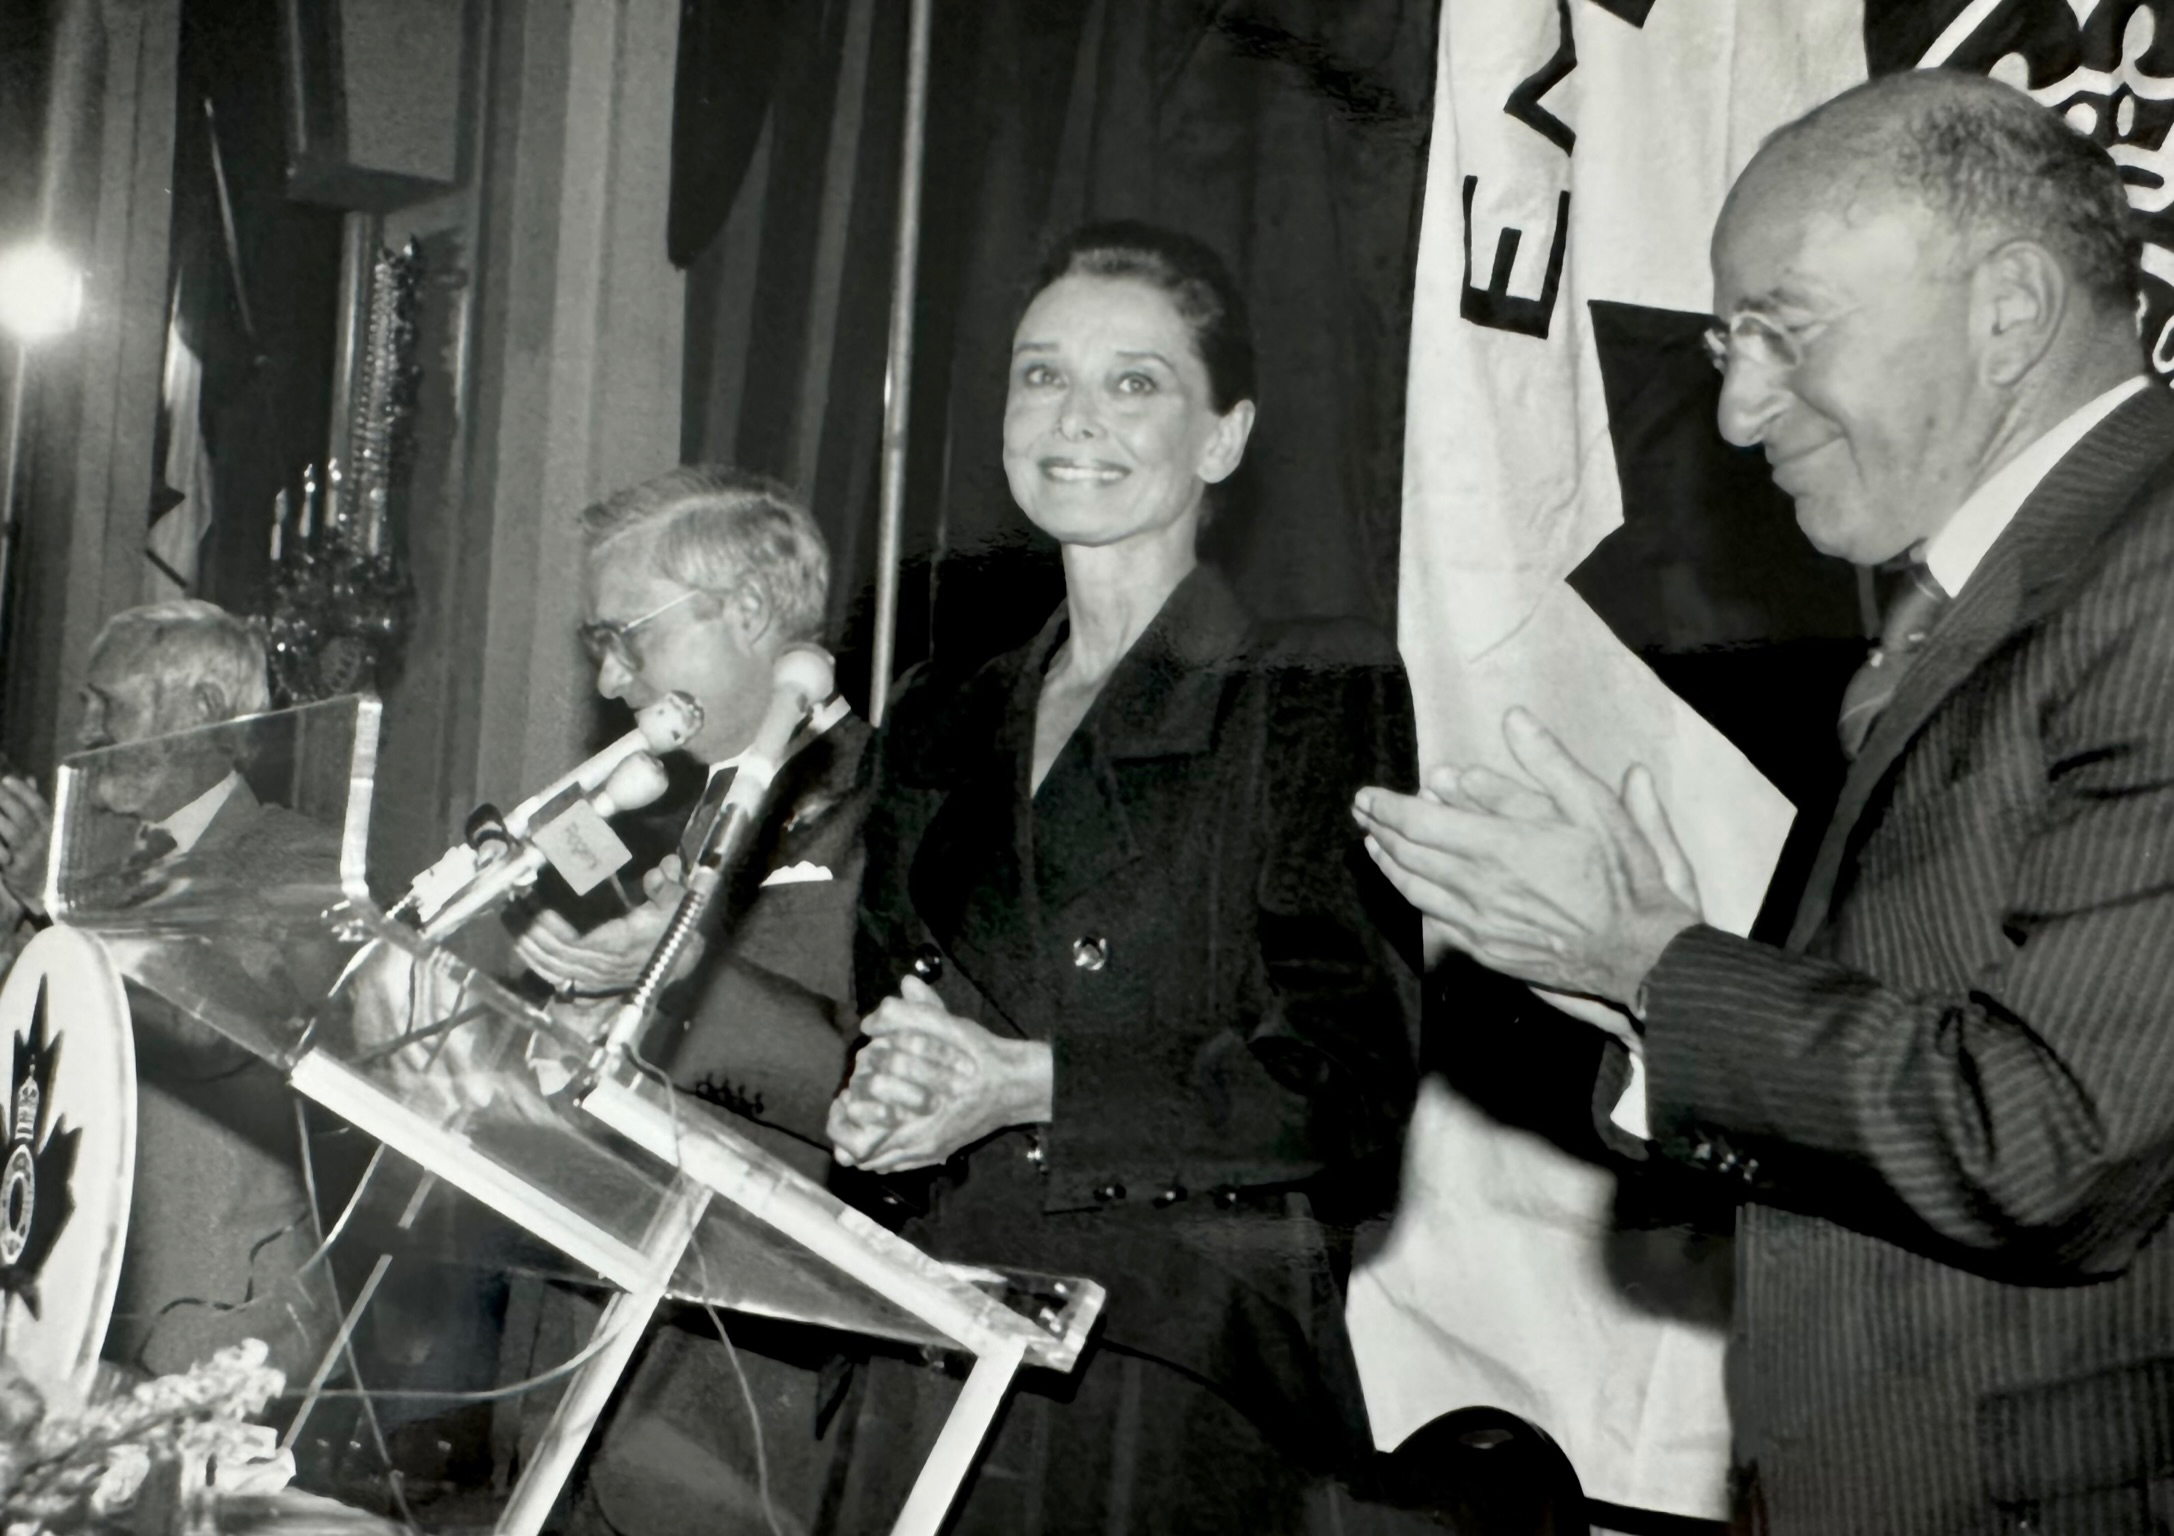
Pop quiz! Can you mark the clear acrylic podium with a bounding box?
[45,695,1106,1535]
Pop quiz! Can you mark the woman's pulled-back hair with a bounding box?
[1030,221,1257,412]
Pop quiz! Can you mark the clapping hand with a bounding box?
[828,976,1053,1174]
[1351,708,1703,1011]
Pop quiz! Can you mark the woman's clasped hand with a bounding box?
[828,975,1053,1173]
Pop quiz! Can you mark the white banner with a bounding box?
[1353,0,1864,1517]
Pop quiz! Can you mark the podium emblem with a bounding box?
[0,980,80,1301]
[0,927,136,1408]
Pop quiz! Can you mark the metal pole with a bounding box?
[869,0,933,727]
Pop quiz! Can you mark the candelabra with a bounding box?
[263,240,422,705]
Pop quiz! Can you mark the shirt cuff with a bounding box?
[1607,1039,1651,1141]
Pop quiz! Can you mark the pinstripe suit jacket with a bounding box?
[1637,383,2174,1535]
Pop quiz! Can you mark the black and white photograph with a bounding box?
[0,1,2171,1532]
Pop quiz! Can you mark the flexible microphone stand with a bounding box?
[576,653,841,1092]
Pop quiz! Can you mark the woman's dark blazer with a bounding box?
[854,564,1421,1468]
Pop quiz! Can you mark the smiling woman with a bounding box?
[982,227,1264,792]
[1003,225,1258,552]
[824,223,1424,1534]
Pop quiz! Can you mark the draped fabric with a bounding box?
[676,0,909,687]
[167,0,343,613]
[1372,9,1868,1504]
[672,0,1439,699]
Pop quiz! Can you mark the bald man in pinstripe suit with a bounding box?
[1356,72,2174,1535]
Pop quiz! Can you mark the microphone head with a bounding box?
[464,802,509,849]
[772,644,836,710]
[634,691,705,753]
[597,751,671,814]
[729,646,837,802]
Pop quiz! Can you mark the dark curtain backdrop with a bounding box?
[672,0,1439,701]
[171,0,343,614]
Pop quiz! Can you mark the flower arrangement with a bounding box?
[0,1341,289,1536]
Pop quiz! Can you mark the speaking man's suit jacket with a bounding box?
[1633,384,2174,1534]
[642,715,873,1170]
[537,718,873,1168]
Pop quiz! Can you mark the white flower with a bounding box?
[89,1441,152,1515]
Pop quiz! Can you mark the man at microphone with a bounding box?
[506,465,872,1536]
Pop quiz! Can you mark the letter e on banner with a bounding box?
[1462,180,1571,337]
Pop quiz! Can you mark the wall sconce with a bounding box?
[263,237,420,704]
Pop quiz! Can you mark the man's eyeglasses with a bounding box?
[577,588,704,672]
[1701,310,1822,375]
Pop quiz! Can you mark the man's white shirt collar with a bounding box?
[152,769,243,855]
[1922,376,2150,597]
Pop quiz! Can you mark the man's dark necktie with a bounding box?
[1837,563,1950,760]
[79,825,179,909]
[678,766,736,868]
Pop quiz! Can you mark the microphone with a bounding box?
[385,799,513,924]
[503,691,703,839]
[693,644,837,861]
[395,696,695,927]
[421,752,670,942]
[581,645,835,1077]
[464,802,512,859]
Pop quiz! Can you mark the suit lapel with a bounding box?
[1031,566,1248,912]
[907,637,1044,1019]
[715,717,868,904]
[1788,385,2174,951]
[905,565,1252,1017]
[780,716,868,830]
[1029,746,1138,912]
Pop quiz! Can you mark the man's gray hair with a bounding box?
[579,466,830,644]
[1771,70,2139,315]
[93,600,271,719]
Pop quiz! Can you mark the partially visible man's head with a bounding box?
[577,466,830,763]
[1710,70,2139,565]
[80,600,269,817]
